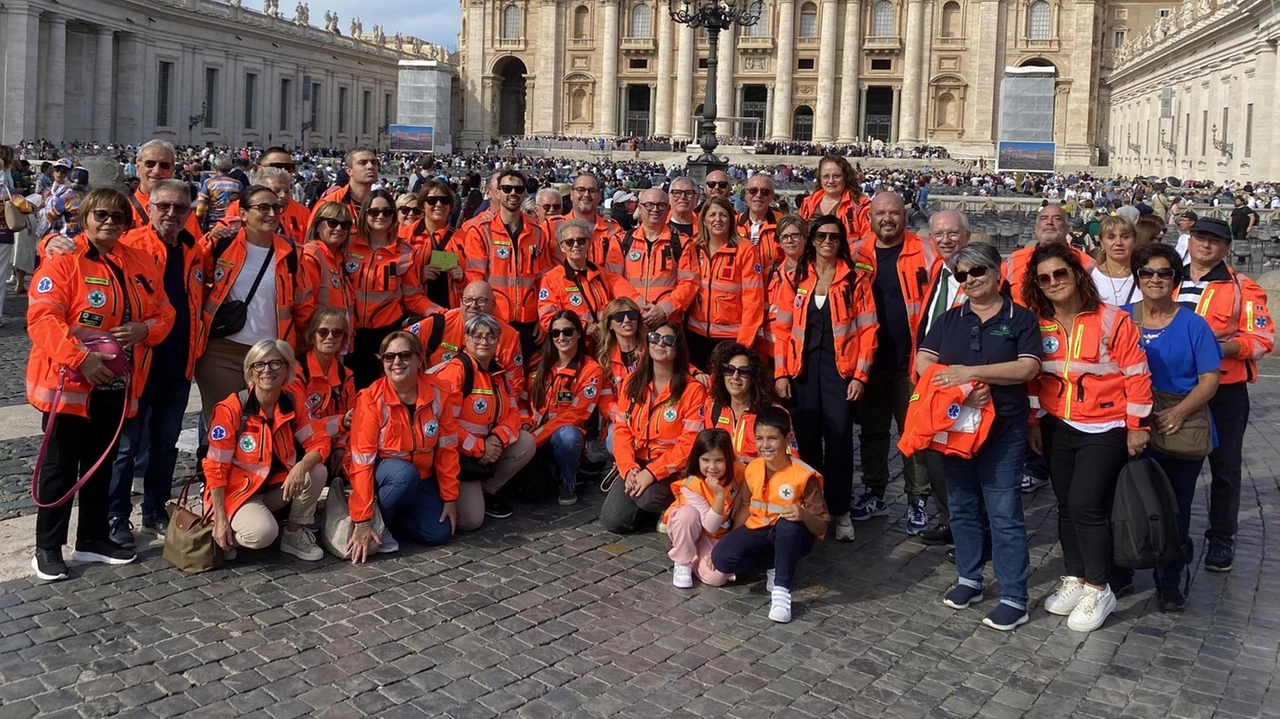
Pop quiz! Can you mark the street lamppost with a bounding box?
[668,0,763,183]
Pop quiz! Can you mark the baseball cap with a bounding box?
[53,157,73,170]
[1189,217,1230,241]
[1179,210,1198,222]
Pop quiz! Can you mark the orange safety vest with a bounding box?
[603,225,700,320]
[1184,265,1274,385]
[703,401,797,465]
[771,260,879,383]
[743,457,826,540]
[612,379,709,481]
[347,373,461,523]
[291,352,355,447]
[198,231,299,352]
[1002,243,1097,308]
[119,224,206,380]
[686,238,765,345]
[295,240,355,335]
[27,238,176,418]
[525,356,608,445]
[850,230,941,361]
[798,190,871,244]
[201,387,331,520]
[430,353,523,456]
[1032,304,1152,430]
[737,209,784,271]
[343,235,435,330]
[408,309,526,403]
[461,212,554,324]
[537,260,632,330]
[663,473,744,539]
[898,363,996,459]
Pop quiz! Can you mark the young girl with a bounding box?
[665,429,744,588]
[711,408,830,623]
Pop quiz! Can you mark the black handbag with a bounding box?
[209,249,272,339]
[459,455,498,481]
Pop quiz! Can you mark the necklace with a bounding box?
[1098,260,1131,304]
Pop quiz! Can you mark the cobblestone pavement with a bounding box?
[0,349,1277,717]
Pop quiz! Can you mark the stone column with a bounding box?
[837,1,862,143]
[1264,41,1280,182]
[673,24,695,140]
[1,2,40,144]
[972,0,1000,153]
[93,28,116,143]
[40,15,68,144]
[813,0,839,142]
[769,0,796,141]
[898,0,925,143]
[532,0,561,134]
[601,0,621,136]
[460,2,488,147]
[764,83,774,139]
[714,26,735,138]
[654,4,675,137]
[891,86,900,143]
[115,33,145,143]
[859,85,868,140]
[1060,0,1097,165]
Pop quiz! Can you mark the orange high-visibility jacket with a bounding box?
[291,352,356,448]
[221,198,309,245]
[119,224,206,380]
[198,231,299,352]
[27,238,175,418]
[663,473,745,539]
[295,240,355,335]
[430,353,523,456]
[343,236,436,330]
[898,363,996,459]
[347,374,461,523]
[461,212,554,324]
[408,309,525,404]
[613,379,709,481]
[743,456,827,540]
[1002,243,1097,308]
[597,344,640,423]
[771,261,879,383]
[202,387,331,520]
[602,225,699,320]
[798,190,872,244]
[1032,304,1152,430]
[310,184,363,223]
[1184,264,1274,385]
[537,261,634,331]
[403,224,465,308]
[850,231,941,361]
[131,187,202,238]
[759,258,801,361]
[704,402,798,465]
[686,238,766,346]
[524,356,609,446]
[737,209,785,270]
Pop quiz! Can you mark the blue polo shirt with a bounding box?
[918,294,1042,417]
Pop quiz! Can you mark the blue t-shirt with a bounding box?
[1122,304,1221,394]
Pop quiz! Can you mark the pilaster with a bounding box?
[769,0,796,141]
[813,0,839,142]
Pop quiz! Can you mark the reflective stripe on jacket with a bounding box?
[461,213,554,324]
[291,352,355,448]
[537,261,632,330]
[408,309,526,405]
[344,236,435,330]
[744,457,826,540]
[1186,266,1273,384]
[603,226,699,320]
[431,353,522,456]
[850,231,941,361]
[525,356,608,446]
[295,240,355,336]
[898,363,996,459]
[771,260,879,383]
[612,379,709,481]
[737,209,784,270]
[686,238,765,345]
[663,473,743,539]
[798,191,871,243]
[1002,243,1097,308]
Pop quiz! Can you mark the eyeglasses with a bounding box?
[814,231,842,245]
[953,266,989,283]
[669,189,698,198]
[705,181,729,190]
[461,296,491,308]
[819,174,844,182]
[931,231,965,241]
[91,209,130,225]
[424,196,452,206]
[366,208,395,219]
[380,350,416,365]
[640,202,670,212]
[266,162,297,172]
[315,327,347,340]
[468,332,499,345]
[572,187,600,195]
[721,364,752,378]
[560,236,589,247]
[1035,268,1073,288]
[247,203,284,215]
[746,187,772,196]
[398,207,423,217]
[647,332,678,348]
[549,328,578,339]
[498,185,526,194]
[321,217,354,231]
[611,309,640,323]
[969,326,982,352]
[1137,266,1177,280]
[250,359,286,372]
[779,232,805,243]
[142,160,174,170]
[152,202,191,215]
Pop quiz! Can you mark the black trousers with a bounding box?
[36,390,127,551]
[348,324,400,391]
[1205,383,1249,551]
[711,520,815,590]
[684,330,723,373]
[792,348,857,517]
[924,449,949,523]
[1041,417,1129,586]
[511,321,541,368]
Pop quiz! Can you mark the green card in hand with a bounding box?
[429,251,459,270]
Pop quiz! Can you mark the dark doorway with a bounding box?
[792,106,814,142]
[864,86,894,142]
[742,85,768,142]
[495,57,527,136]
[625,85,651,137]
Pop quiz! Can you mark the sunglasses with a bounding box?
[498,185,525,194]
[969,326,982,352]
[1035,268,1073,288]
[250,359,286,372]
[315,327,347,340]
[321,217,354,230]
[611,309,640,323]
[1137,266,1177,280]
[152,202,191,214]
[814,231,842,245]
[539,204,561,212]
[705,181,729,190]
[53,167,69,173]
[266,162,296,172]
[247,203,284,215]
[398,206,423,216]
[424,196,452,206]
[380,350,416,364]
[721,364,752,378]
[366,208,395,219]
[746,187,772,196]
[91,209,130,225]
[647,332,678,348]
[561,236,589,247]
[142,160,174,170]
[549,327,578,339]
[953,266,989,283]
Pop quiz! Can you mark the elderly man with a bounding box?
[533,187,563,223]
[558,173,625,267]
[132,140,202,237]
[667,176,700,239]
[606,188,698,326]
[1001,203,1096,303]
[312,146,380,220]
[737,173,783,267]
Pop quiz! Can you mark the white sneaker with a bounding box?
[672,563,693,588]
[1067,585,1116,632]
[766,568,776,592]
[834,514,855,542]
[768,588,792,623]
[280,527,324,561]
[376,527,400,554]
[1044,576,1086,616]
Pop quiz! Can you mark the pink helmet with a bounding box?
[67,331,128,383]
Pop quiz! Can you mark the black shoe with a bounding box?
[484,493,514,519]
[558,485,579,506]
[71,539,137,566]
[1111,580,1135,599]
[108,516,135,549]
[31,549,69,582]
[1204,545,1233,572]
[1157,585,1186,613]
[945,545,992,563]
[920,525,953,546]
[142,511,168,540]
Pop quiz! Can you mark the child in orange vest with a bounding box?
[711,408,830,623]
[665,429,745,588]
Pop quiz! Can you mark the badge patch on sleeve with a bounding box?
[37,277,53,293]
[210,425,227,441]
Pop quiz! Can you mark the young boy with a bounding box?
[710,408,830,623]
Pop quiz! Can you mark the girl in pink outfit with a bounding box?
[665,429,745,588]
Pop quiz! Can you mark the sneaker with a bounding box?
[1067,585,1116,632]
[1157,585,1186,613]
[849,490,888,521]
[376,527,400,554]
[108,516,135,549]
[765,568,776,592]
[1021,474,1049,493]
[142,511,168,540]
[1204,545,1233,572]
[834,514,855,542]
[31,549,69,582]
[484,493,514,519]
[982,603,1030,631]
[657,520,669,534]
[919,524,953,546]
[943,584,983,609]
[768,588,792,623]
[905,499,928,535]
[672,563,693,588]
[1044,576,1086,616]
[558,484,578,506]
[280,526,324,561]
[71,540,137,565]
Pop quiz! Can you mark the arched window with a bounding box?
[502,5,521,39]
[630,4,653,38]
[1028,0,1051,39]
[792,106,814,141]
[799,2,818,38]
[573,6,590,39]
[871,1,895,37]
[935,93,957,128]
[940,1,961,37]
[570,88,588,121]
[744,14,768,37]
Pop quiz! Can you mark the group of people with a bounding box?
[20,142,1271,631]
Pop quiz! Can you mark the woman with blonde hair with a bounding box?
[296,201,356,336]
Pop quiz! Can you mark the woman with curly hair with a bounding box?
[704,341,784,465]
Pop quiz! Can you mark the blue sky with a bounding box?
[325,1,462,50]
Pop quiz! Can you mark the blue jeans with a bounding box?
[375,458,452,546]
[550,426,585,487]
[108,378,191,520]
[942,419,1031,608]
[711,520,815,591]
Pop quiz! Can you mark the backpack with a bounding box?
[1111,458,1183,570]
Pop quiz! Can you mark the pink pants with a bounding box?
[666,505,733,586]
